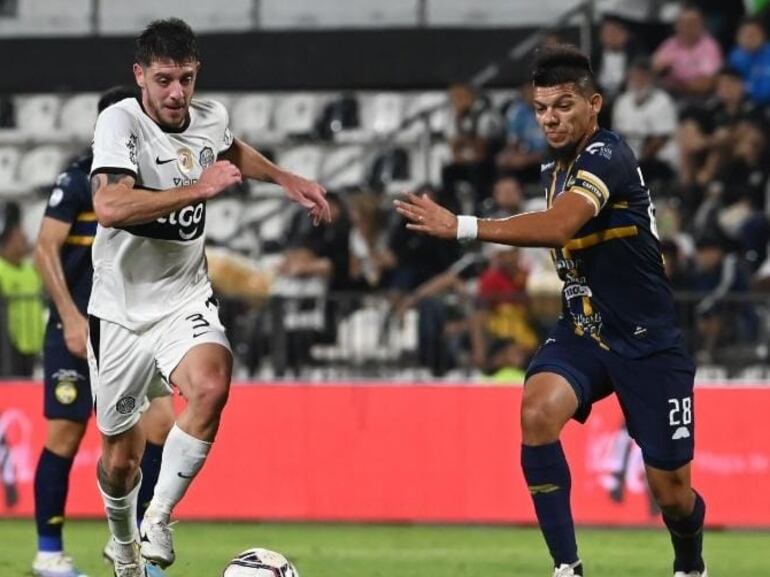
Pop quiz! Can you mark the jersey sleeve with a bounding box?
[567,140,624,216]
[212,100,234,154]
[91,106,139,178]
[43,169,86,225]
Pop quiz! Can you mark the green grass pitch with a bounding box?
[2,519,766,576]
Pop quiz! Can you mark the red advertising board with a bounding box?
[0,382,768,527]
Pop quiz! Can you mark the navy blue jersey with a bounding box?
[541,128,682,358]
[43,153,95,323]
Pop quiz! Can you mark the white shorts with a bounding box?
[87,296,231,436]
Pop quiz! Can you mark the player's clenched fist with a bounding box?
[198,160,243,198]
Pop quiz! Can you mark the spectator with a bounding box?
[395,250,488,377]
[479,175,525,219]
[348,192,395,290]
[652,5,723,98]
[690,235,755,362]
[592,15,643,103]
[387,184,460,294]
[279,192,350,292]
[678,67,760,190]
[728,17,770,105]
[442,83,503,210]
[0,202,44,377]
[612,57,679,185]
[496,83,547,185]
[690,0,746,51]
[469,244,539,376]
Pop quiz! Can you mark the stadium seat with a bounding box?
[230,94,276,143]
[206,197,244,244]
[197,92,234,114]
[260,0,418,28]
[17,145,68,190]
[399,92,449,142]
[0,146,21,191]
[273,93,321,138]
[319,145,366,189]
[240,198,288,244]
[366,92,405,137]
[277,145,323,182]
[59,93,99,140]
[428,142,452,187]
[15,95,61,136]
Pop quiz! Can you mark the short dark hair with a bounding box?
[97,85,138,113]
[135,18,199,67]
[740,15,767,33]
[531,44,598,94]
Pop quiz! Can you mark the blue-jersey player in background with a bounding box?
[32,87,175,577]
[395,45,707,577]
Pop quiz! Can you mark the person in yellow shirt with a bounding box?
[0,202,44,377]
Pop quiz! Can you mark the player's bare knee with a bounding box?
[188,373,230,419]
[99,448,141,493]
[648,475,692,517]
[520,401,564,443]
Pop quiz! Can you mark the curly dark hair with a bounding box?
[135,18,199,67]
[530,44,597,94]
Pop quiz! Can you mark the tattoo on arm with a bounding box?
[90,173,135,195]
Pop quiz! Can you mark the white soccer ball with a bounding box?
[222,548,299,577]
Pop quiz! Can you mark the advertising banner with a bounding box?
[1,382,767,527]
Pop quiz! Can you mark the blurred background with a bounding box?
[0,1,769,554]
[1,0,770,381]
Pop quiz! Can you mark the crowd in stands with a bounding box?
[3,3,770,379]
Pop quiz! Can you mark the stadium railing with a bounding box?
[2,291,770,380]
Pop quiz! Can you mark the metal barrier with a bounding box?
[2,290,770,380]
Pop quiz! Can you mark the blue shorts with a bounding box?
[43,321,92,423]
[526,323,696,471]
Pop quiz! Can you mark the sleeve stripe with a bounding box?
[569,188,601,216]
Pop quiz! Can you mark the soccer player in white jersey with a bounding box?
[88,19,330,577]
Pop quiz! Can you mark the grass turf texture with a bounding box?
[1,519,766,576]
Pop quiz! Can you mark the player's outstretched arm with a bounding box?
[91,161,242,228]
[34,218,88,358]
[394,189,595,248]
[220,138,331,224]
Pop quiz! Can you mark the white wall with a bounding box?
[0,0,91,36]
[260,0,419,29]
[98,0,254,34]
[0,0,598,37]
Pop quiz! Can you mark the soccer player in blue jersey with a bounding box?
[396,45,707,577]
[32,88,175,577]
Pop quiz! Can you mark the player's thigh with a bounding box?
[141,395,176,445]
[43,322,92,424]
[611,345,696,471]
[156,298,233,401]
[88,315,159,437]
[525,325,613,425]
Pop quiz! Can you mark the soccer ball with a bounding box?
[222,548,299,577]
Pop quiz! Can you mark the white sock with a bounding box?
[145,424,211,523]
[98,469,141,560]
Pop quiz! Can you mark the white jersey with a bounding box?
[89,97,233,330]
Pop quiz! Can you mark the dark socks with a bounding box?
[521,441,580,571]
[137,441,164,524]
[663,490,706,573]
[34,448,74,552]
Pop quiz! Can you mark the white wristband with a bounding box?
[456,215,478,242]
